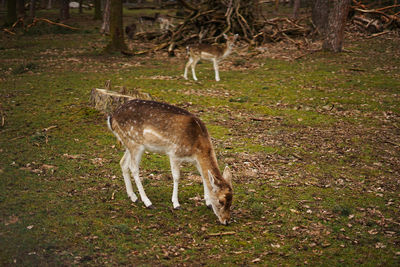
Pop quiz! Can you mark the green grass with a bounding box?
[1,8,400,266]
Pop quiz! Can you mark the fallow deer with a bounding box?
[107,99,233,225]
[184,33,238,82]
[157,15,174,31]
[138,12,160,31]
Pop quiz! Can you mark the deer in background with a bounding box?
[138,12,160,31]
[107,99,233,225]
[157,15,174,31]
[184,33,239,82]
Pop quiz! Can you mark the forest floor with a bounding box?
[0,8,400,266]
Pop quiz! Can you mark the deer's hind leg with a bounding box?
[169,157,181,209]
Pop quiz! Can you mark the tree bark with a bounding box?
[29,0,35,17]
[312,0,329,36]
[322,0,350,52]
[100,0,110,34]
[94,0,102,20]
[105,0,127,52]
[292,0,301,19]
[79,0,83,14]
[60,0,70,21]
[6,0,17,25]
[17,0,25,17]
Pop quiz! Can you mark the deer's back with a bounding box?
[189,43,226,58]
[110,100,210,157]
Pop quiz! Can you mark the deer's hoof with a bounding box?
[146,205,155,210]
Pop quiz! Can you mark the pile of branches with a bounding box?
[173,0,262,43]
[254,17,310,44]
[351,0,400,35]
[134,0,311,54]
[134,0,263,55]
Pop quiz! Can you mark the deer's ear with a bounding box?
[208,170,218,192]
[234,34,239,40]
[223,33,228,40]
[223,166,232,188]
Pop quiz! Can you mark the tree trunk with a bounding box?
[60,0,70,21]
[274,0,279,12]
[17,0,25,17]
[79,0,83,13]
[94,0,102,20]
[312,0,329,36]
[322,0,350,52]
[6,0,17,25]
[292,0,301,19]
[29,0,35,17]
[100,0,110,34]
[46,0,51,9]
[105,0,127,52]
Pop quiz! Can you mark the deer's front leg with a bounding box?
[184,57,193,80]
[169,157,181,209]
[213,58,220,82]
[196,164,212,208]
[120,150,138,203]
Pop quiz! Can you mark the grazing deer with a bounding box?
[184,33,238,82]
[107,99,233,225]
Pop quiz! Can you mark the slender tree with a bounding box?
[94,0,102,20]
[292,0,301,19]
[6,0,17,25]
[105,0,127,52]
[100,0,110,34]
[322,0,351,52]
[17,0,25,17]
[60,0,70,20]
[29,0,35,18]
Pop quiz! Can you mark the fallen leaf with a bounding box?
[63,153,82,159]
[4,215,19,226]
[375,242,386,249]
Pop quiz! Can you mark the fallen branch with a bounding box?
[3,17,79,35]
[207,231,236,237]
[26,18,79,31]
[365,30,391,39]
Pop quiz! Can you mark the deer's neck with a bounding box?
[221,45,233,58]
[196,148,223,184]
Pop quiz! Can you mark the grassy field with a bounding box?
[1,8,399,266]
